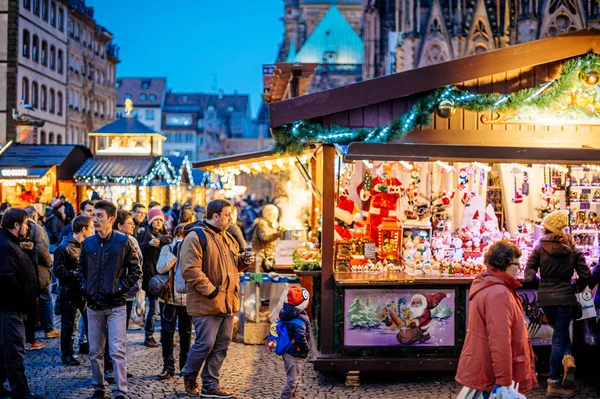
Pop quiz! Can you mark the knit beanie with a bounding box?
[287,286,310,310]
[147,208,165,225]
[542,210,569,234]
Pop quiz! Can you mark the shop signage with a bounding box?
[344,288,455,347]
[1,169,27,177]
[275,240,302,265]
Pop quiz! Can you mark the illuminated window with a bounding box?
[167,115,192,126]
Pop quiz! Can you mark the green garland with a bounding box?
[272,52,600,155]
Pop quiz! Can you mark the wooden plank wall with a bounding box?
[319,60,600,148]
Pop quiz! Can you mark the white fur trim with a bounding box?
[389,210,397,217]
[335,207,353,225]
[370,207,381,215]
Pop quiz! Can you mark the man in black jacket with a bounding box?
[0,208,44,399]
[78,201,141,399]
[54,215,94,366]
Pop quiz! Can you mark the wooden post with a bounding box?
[320,145,336,354]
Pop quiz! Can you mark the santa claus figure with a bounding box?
[408,292,450,337]
[334,188,359,240]
[365,163,402,243]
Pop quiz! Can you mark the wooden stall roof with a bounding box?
[192,150,276,171]
[270,29,600,127]
[345,143,600,164]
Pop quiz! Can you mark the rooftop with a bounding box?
[0,143,91,168]
[293,6,363,65]
[91,115,160,135]
[117,78,167,108]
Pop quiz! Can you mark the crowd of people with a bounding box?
[0,196,311,399]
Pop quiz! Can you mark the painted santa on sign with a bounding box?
[409,292,450,334]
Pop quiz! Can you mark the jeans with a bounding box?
[60,295,87,357]
[39,286,55,332]
[542,306,574,381]
[24,299,37,344]
[0,312,30,397]
[145,294,159,338]
[182,315,233,390]
[88,306,128,396]
[281,353,304,399]
[160,302,192,374]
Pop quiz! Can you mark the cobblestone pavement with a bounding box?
[15,328,600,399]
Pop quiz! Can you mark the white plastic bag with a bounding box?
[575,286,596,321]
[491,381,527,399]
[456,386,486,399]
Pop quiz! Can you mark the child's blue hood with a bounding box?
[279,303,310,324]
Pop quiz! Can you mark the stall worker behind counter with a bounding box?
[252,204,282,273]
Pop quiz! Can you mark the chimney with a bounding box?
[12,112,45,144]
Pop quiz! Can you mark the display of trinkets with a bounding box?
[593,174,600,186]
[570,191,579,201]
[580,191,590,202]
[580,175,590,186]
[593,191,600,202]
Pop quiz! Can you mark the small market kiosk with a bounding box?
[74,101,178,208]
[167,155,207,207]
[0,142,91,209]
[193,148,323,342]
[266,29,600,380]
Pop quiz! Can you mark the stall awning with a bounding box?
[74,156,178,186]
[192,149,279,172]
[0,143,92,180]
[344,143,600,164]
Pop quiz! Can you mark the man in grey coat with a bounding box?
[24,206,60,342]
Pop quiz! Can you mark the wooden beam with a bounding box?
[270,29,600,127]
[320,145,336,354]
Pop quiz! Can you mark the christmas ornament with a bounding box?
[512,175,523,204]
[522,171,529,196]
[436,99,456,119]
[580,67,599,86]
[441,190,455,206]
[458,168,469,191]
[410,167,421,185]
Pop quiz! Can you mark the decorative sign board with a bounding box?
[275,240,302,265]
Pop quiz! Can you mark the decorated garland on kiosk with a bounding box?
[272,52,600,155]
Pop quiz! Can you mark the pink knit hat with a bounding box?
[147,208,164,225]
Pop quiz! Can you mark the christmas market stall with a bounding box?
[0,142,91,209]
[193,148,322,344]
[166,155,206,207]
[74,100,177,208]
[268,29,600,379]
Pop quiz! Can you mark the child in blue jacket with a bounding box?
[279,286,311,399]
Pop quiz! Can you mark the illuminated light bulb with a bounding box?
[264,161,273,170]
[277,159,284,168]
[289,158,295,167]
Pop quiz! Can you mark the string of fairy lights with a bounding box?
[271,52,600,155]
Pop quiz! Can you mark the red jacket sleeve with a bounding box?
[483,288,514,387]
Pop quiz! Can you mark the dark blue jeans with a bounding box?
[542,306,574,381]
[145,294,159,338]
[39,286,55,331]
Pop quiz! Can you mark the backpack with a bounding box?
[265,318,305,356]
[175,227,208,294]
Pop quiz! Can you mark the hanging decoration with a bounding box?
[272,53,600,155]
[522,171,530,196]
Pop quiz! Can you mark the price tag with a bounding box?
[275,240,302,265]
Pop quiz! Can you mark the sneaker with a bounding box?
[89,391,104,399]
[79,342,89,355]
[546,379,575,398]
[44,329,60,339]
[184,379,200,397]
[143,336,159,348]
[25,341,45,351]
[200,386,235,398]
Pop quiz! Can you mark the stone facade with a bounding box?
[0,0,69,145]
[363,0,600,79]
[66,0,118,148]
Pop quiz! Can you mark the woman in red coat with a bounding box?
[456,241,538,398]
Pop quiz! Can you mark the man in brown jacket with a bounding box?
[180,199,254,398]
